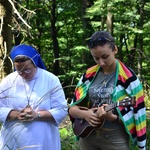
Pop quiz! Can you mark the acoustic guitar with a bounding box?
[73,96,136,138]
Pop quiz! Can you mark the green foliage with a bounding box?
[11,0,150,108]
[59,122,80,150]
[145,92,150,109]
[146,117,150,150]
[60,117,150,150]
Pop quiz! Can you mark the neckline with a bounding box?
[101,71,116,76]
[23,77,37,107]
[99,68,116,76]
[94,70,115,88]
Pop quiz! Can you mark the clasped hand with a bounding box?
[17,106,37,122]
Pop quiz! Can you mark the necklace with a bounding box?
[102,72,115,87]
[23,78,37,107]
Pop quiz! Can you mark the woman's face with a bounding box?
[14,60,37,80]
[90,44,117,74]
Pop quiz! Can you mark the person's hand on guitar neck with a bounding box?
[96,104,119,122]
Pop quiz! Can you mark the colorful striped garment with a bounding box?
[70,59,146,150]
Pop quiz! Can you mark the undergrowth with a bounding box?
[60,115,150,150]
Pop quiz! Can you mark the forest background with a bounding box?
[0,0,150,150]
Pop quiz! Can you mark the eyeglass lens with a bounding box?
[17,69,32,75]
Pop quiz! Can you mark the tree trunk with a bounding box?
[50,0,59,75]
[137,1,145,80]
[0,0,12,80]
[106,12,113,35]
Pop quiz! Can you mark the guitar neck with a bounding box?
[104,96,135,112]
[104,102,117,112]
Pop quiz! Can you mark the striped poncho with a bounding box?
[70,59,146,150]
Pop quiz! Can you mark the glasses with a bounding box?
[87,37,113,48]
[17,69,32,75]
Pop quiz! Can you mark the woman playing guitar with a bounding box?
[69,31,146,150]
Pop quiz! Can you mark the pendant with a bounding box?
[103,81,106,85]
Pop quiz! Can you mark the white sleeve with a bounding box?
[48,77,68,126]
[0,78,13,123]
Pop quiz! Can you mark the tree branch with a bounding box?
[8,0,32,29]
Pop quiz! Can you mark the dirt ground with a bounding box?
[60,115,72,129]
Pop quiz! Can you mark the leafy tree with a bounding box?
[0,0,150,106]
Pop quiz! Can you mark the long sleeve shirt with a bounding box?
[0,67,68,150]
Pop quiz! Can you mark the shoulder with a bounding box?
[86,64,99,73]
[83,64,99,80]
[0,72,19,87]
[117,60,137,78]
[1,72,18,81]
[38,68,60,82]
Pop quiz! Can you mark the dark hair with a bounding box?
[87,31,116,50]
[14,55,31,63]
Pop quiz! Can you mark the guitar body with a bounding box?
[73,118,105,138]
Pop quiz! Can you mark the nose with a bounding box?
[98,59,105,66]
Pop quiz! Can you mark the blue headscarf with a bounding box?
[10,44,46,70]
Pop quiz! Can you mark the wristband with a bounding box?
[37,112,41,119]
[112,115,119,123]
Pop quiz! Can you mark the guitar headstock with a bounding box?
[118,96,136,107]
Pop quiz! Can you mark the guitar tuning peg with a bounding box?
[130,106,133,110]
[125,107,128,111]
[124,96,129,100]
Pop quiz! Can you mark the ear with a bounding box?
[114,45,118,54]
